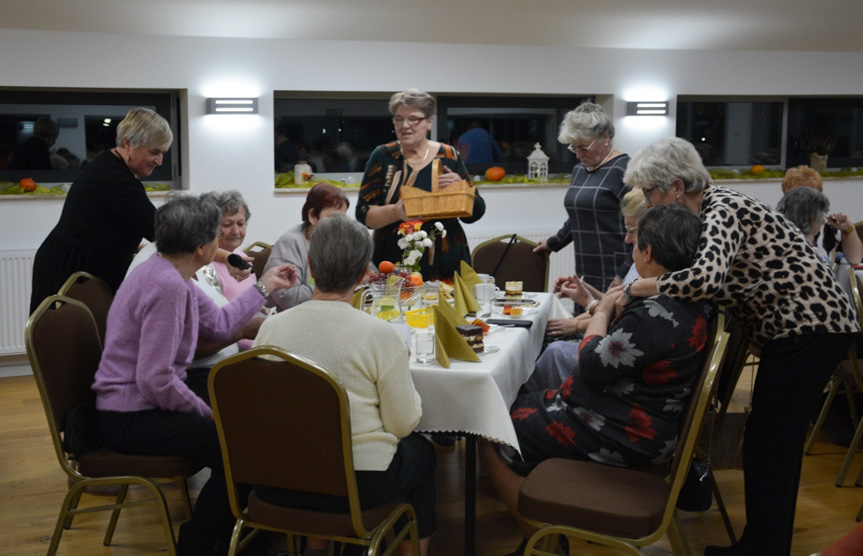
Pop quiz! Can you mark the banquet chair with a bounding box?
[516,311,730,556]
[471,234,549,292]
[208,346,420,556]
[25,295,202,556]
[58,271,113,344]
[243,241,272,277]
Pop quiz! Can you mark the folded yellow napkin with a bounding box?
[453,272,480,316]
[433,302,481,368]
[460,260,484,289]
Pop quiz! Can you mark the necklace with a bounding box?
[586,146,615,171]
[402,141,430,166]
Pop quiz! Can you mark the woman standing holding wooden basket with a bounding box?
[356,88,485,280]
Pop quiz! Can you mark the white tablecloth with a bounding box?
[409,292,569,452]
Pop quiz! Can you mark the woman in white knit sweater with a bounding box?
[253,214,436,556]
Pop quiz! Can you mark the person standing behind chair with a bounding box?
[94,194,297,555]
[8,117,59,170]
[265,183,350,311]
[356,88,485,280]
[622,137,860,556]
[533,102,631,294]
[253,215,436,556]
[29,108,169,314]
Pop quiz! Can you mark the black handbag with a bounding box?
[62,400,103,457]
[676,457,713,511]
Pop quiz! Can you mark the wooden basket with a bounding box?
[401,159,475,219]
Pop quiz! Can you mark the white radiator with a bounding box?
[466,230,575,312]
[0,249,36,356]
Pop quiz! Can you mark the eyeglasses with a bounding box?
[625,226,637,236]
[567,139,596,154]
[393,116,428,127]
[641,186,658,199]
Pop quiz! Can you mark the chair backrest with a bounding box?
[58,271,114,344]
[209,346,373,536]
[846,268,863,390]
[243,241,272,278]
[665,311,730,505]
[712,314,751,431]
[25,295,103,469]
[471,234,550,292]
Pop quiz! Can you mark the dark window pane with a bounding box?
[676,100,783,166]
[787,97,863,168]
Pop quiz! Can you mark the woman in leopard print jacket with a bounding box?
[622,137,860,556]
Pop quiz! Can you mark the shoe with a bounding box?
[431,433,457,447]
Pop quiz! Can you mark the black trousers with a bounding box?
[737,331,856,555]
[256,432,437,539]
[97,371,238,555]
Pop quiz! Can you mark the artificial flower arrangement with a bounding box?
[397,220,446,274]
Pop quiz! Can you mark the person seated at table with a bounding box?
[264,183,350,311]
[480,204,711,556]
[529,188,646,392]
[93,194,297,555]
[253,214,436,556]
[776,185,863,266]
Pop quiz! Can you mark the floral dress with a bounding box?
[508,295,710,475]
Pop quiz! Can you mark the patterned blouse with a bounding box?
[656,186,860,347]
[509,295,710,472]
[356,142,486,280]
[545,154,632,292]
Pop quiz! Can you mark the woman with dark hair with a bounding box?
[355,88,485,280]
[623,137,859,556]
[265,182,350,311]
[93,194,297,555]
[482,203,711,555]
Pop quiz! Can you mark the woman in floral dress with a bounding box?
[481,204,710,553]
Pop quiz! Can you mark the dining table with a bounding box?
[407,292,571,555]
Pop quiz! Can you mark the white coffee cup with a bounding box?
[477,273,496,284]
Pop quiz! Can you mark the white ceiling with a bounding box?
[2,0,863,52]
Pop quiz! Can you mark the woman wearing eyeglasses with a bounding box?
[356,88,485,280]
[534,101,632,298]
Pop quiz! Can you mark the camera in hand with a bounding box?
[227,253,252,270]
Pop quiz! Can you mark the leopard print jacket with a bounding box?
[656,185,860,347]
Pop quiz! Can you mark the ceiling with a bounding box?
[1,0,862,52]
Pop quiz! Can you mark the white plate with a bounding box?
[499,308,537,318]
[483,344,500,354]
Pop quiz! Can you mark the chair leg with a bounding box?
[836,418,863,486]
[103,483,130,545]
[49,480,90,555]
[806,372,841,454]
[62,485,84,530]
[857,501,863,522]
[227,519,246,556]
[179,477,194,521]
[667,511,693,556]
[710,471,737,544]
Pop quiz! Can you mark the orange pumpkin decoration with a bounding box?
[484,167,506,181]
[19,178,37,191]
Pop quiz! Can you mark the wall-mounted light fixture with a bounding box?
[206,98,259,115]
[626,101,669,116]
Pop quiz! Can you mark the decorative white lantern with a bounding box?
[527,143,550,180]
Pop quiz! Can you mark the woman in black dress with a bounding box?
[29,107,171,314]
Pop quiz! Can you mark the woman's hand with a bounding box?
[827,212,854,232]
[226,254,253,282]
[559,274,595,309]
[261,264,298,293]
[545,314,590,337]
[533,238,550,254]
[599,290,623,319]
[607,276,623,290]
[436,166,462,189]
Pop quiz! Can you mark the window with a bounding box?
[273,92,589,179]
[786,97,863,168]
[676,98,784,167]
[0,89,180,186]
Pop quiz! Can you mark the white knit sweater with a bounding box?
[253,299,422,471]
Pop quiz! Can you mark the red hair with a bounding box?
[301,183,349,231]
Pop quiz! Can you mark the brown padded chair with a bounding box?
[209,346,420,556]
[516,311,729,556]
[243,241,272,278]
[471,234,550,292]
[58,271,114,344]
[25,295,202,556]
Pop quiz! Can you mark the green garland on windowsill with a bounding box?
[0,181,171,196]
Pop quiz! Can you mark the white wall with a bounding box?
[1,28,862,249]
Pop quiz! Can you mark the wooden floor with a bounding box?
[2,373,862,556]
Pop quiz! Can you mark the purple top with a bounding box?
[93,254,265,418]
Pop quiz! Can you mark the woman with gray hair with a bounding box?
[200,190,260,302]
[534,101,632,295]
[254,214,436,556]
[356,88,485,280]
[93,194,297,555]
[621,137,860,556]
[30,107,173,313]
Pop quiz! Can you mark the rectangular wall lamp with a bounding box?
[207,98,259,115]
[627,101,669,116]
